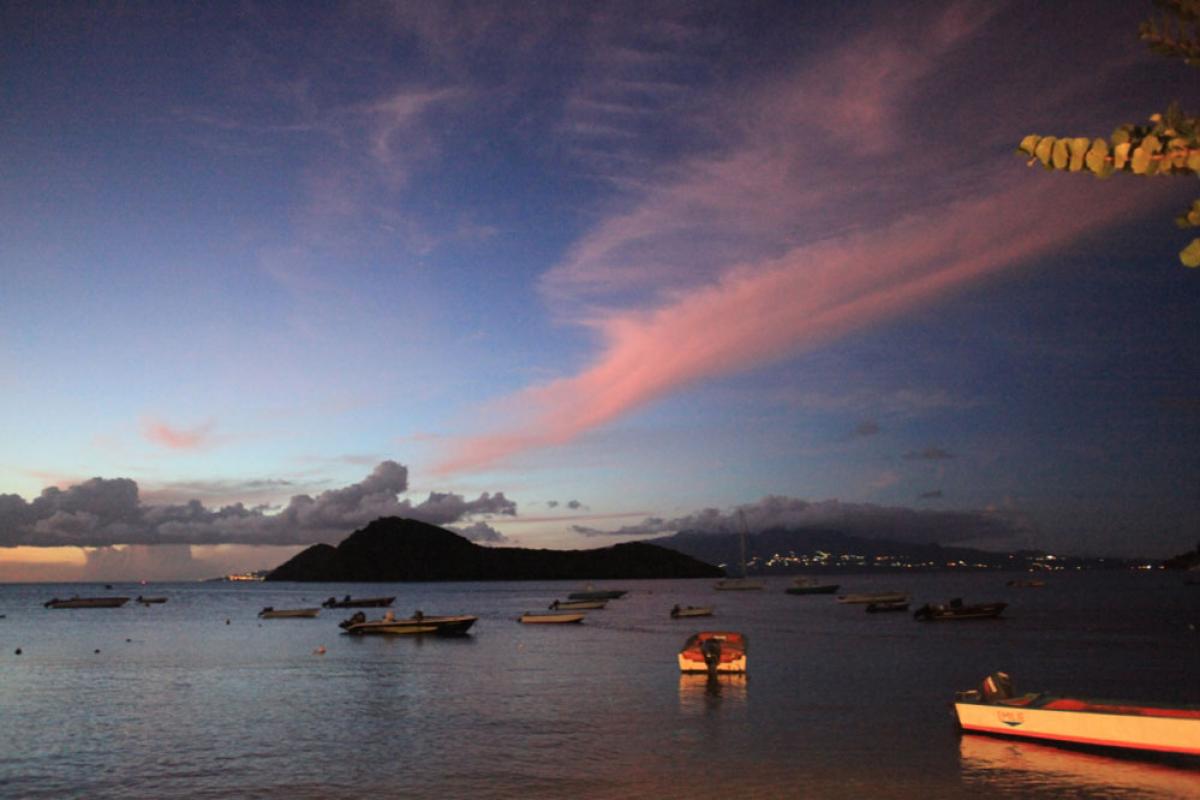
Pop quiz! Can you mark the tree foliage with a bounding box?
[1019,1,1200,266]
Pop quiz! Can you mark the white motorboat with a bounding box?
[678,631,747,675]
[954,672,1200,756]
[340,611,476,635]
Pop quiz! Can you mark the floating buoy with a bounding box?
[225,619,230,625]
[313,646,326,655]
[14,648,21,655]
[94,649,100,654]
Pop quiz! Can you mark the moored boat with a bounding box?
[339,610,476,635]
[136,595,167,604]
[44,596,130,609]
[322,595,396,608]
[258,607,320,619]
[566,589,627,601]
[1006,579,1046,588]
[670,605,714,619]
[549,599,607,610]
[786,577,839,595]
[518,612,585,624]
[954,672,1200,756]
[836,591,908,605]
[714,578,765,591]
[913,599,1006,621]
[865,600,909,613]
[678,631,747,675]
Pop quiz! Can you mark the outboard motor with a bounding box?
[980,671,1014,703]
[700,637,723,676]
[338,611,366,630]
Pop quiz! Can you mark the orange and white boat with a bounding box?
[678,631,747,675]
[954,672,1200,757]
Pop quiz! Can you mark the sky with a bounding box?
[3,1,1200,581]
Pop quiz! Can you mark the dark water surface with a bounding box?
[1,571,1198,798]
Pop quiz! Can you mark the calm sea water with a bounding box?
[1,571,1198,799]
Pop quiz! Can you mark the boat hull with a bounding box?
[550,600,606,610]
[678,631,747,674]
[955,700,1200,756]
[836,592,908,605]
[786,584,838,595]
[258,608,320,618]
[915,602,1006,621]
[343,615,477,635]
[671,607,714,618]
[45,597,130,609]
[323,596,396,608]
[519,613,584,624]
[714,579,764,591]
[566,590,627,601]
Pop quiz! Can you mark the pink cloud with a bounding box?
[140,418,217,451]
[434,174,1159,476]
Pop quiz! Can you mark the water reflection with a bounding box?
[959,734,1200,799]
[678,673,747,713]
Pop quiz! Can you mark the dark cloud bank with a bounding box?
[572,495,1027,547]
[0,461,515,548]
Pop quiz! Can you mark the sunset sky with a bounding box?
[4,1,1200,580]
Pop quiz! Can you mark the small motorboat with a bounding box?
[836,592,908,605]
[136,595,167,604]
[670,605,714,619]
[914,598,1006,621]
[785,577,839,595]
[322,595,396,608]
[566,589,627,601]
[44,596,130,609]
[713,578,765,591]
[339,610,476,635]
[865,600,909,613]
[549,599,607,610]
[518,612,585,624]
[954,672,1200,756]
[678,631,747,675]
[258,607,320,619]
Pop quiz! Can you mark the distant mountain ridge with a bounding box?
[266,517,724,582]
[647,528,1145,572]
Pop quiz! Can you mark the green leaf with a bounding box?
[1180,237,1200,268]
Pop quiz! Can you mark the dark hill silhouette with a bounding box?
[265,517,724,582]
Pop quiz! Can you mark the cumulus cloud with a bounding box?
[449,521,509,544]
[0,461,516,548]
[571,494,1025,546]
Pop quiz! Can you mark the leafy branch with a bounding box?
[1018,1,1200,267]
